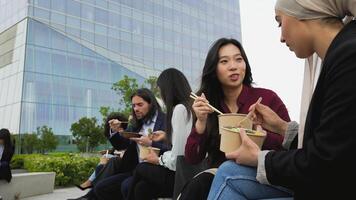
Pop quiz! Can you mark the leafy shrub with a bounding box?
[11,153,99,186]
[10,154,28,169]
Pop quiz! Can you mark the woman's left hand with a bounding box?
[143,149,159,165]
[130,136,152,147]
[225,127,262,167]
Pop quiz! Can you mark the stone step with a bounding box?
[0,172,56,200]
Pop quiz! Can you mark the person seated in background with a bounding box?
[127,68,193,200]
[75,112,128,190]
[69,88,169,200]
[0,128,15,182]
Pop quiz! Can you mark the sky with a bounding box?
[239,0,304,121]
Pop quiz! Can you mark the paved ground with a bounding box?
[21,187,87,200]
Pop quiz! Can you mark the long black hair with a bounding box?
[103,112,128,138]
[130,88,161,131]
[196,38,253,166]
[0,128,14,159]
[157,68,192,142]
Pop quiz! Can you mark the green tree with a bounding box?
[70,117,105,152]
[37,126,59,153]
[110,75,159,117]
[22,133,40,154]
[144,76,160,98]
[111,75,139,116]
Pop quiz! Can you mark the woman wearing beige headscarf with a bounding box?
[208,0,356,199]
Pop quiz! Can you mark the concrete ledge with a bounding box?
[0,172,55,200]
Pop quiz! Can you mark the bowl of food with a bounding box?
[138,145,160,160]
[219,126,266,153]
[120,131,142,139]
[218,113,253,135]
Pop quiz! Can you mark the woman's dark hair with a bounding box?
[157,68,192,142]
[103,112,128,138]
[196,38,253,166]
[130,88,161,131]
[0,128,14,154]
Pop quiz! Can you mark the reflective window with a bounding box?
[109,12,120,28]
[81,30,94,42]
[51,0,65,12]
[144,46,153,61]
[154,25,163,41]
[96,60,110,82]
[34,7,50,21]
[67,17,80,28]
[121,15,132,31]
[95,34,108,48]
[132,43,143,60]
[35,74,52,103]
[82,57,96,81]
[120,31,131,42]
[143,23,154,37]
[51,12,66,25]
[34,48,52,74]
[120,40,132,55]
[81,4,95,21]
[132,19,142,35]
[108,37,120,53]
[95,7,108,25]
[144,1,154,13]
[25,46,35,72]
[81,20,94,32]
[34,21,50,47]
[52,52,67,76]
[95,24,107,35]
[67,0,81,17]
[68,79,84,106]
[52,77,69,105]
[34,0,50,9]
[67,39,82,54]
[95,0,108,9]
[67,55,82,78]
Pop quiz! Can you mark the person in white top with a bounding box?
[127,68,193,200]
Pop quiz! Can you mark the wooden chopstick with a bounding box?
[237,97,262,126]
[190,92,224,115]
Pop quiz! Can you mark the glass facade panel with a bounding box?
[1,0,241,138]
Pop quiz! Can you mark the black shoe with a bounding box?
[74,184,92,190]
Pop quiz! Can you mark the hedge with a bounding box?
[11,153,99,186]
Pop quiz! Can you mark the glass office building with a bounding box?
[0,0,241,138]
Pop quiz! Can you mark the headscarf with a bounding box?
[275,0,356,148]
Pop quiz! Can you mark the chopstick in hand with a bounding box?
[237,97,262,127]
[190,92,224,115]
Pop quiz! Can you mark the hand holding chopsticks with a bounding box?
[190,92,223,115]
[236,97,262,127]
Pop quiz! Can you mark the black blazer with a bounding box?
[109,111,168,172]
[265,20,356,199]
[0,145,15,182]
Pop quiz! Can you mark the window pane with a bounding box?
[34,48,52,74]
[51,0,65,12]
[67,0,81,17]
[95,7,108,25]
[52,52,67,76]
[81,4,95,21]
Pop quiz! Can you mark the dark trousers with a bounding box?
[94,172,132,200]
[127,162,175,200]
[178,172,214,200]
[0,161,12,182]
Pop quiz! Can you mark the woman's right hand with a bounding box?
[249,103,288,135]
[192,93,213,134]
